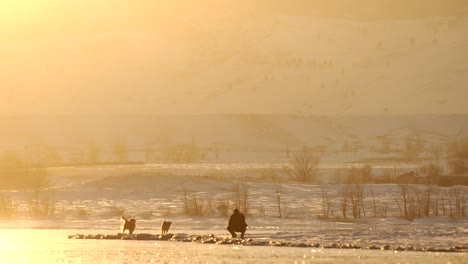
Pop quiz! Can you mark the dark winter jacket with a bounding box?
[228,210,247,230]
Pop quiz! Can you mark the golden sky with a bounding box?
[0,0,467,115]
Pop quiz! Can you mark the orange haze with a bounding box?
[0,0,467,115]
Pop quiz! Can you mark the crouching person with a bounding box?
[227,209,247,239]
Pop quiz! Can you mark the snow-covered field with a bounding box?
[0,164,466,263]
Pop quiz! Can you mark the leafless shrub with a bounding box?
[370,189,378,217]
[206,197,216,215]
[338,183,366,219]
[288,149,321,182]
[232,180,251,216]
[350,184,366,218]
[319,188,333,219]
[272,178,289,218]
[453,187,466,217]
[339,184,351,219]
[29,191,56,218]
[241,182,250,216]
[215,194,231,217]
[419,185,438,217]
[233,185,240,210]
[407,191,418,219]
[402,185,426,219]
[183,190,207,216]
[431,187,441,216]
[444,186,466,217]
[397,184,411,218]
[370,189,388,218]
[398,184,443,219]
[28,169,57,218]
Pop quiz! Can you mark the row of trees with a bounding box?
[170,180,467,220]
[2,136,466,174]
[0,143,210,169]
[375,136,467,166]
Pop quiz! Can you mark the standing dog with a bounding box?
[161,221,172,235]
[121,216,136,234]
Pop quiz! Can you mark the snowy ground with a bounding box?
[0,229,466,264]
[0,164,466,263]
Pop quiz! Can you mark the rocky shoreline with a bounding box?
[67,233,467,253]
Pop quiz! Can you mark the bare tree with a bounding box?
[232,180,251,216]
[449,186,466,217]
[397,184,410,218]
[28,168,57,217]
[370,189,387,218]
[339,184,351,219]
[427,186,442,217]
[350,184,366,218]
[233,184,241,212]
[338,183,366,219]
[319,187,332,218]
[288,149,321,182]
[241,181,250,216]
[272,177,288,218]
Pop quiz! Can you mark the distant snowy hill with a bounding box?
[0,114,466,163]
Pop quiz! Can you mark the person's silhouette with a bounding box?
[227,209,247,239]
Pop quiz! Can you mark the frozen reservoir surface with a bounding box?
[0,229,466,264]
